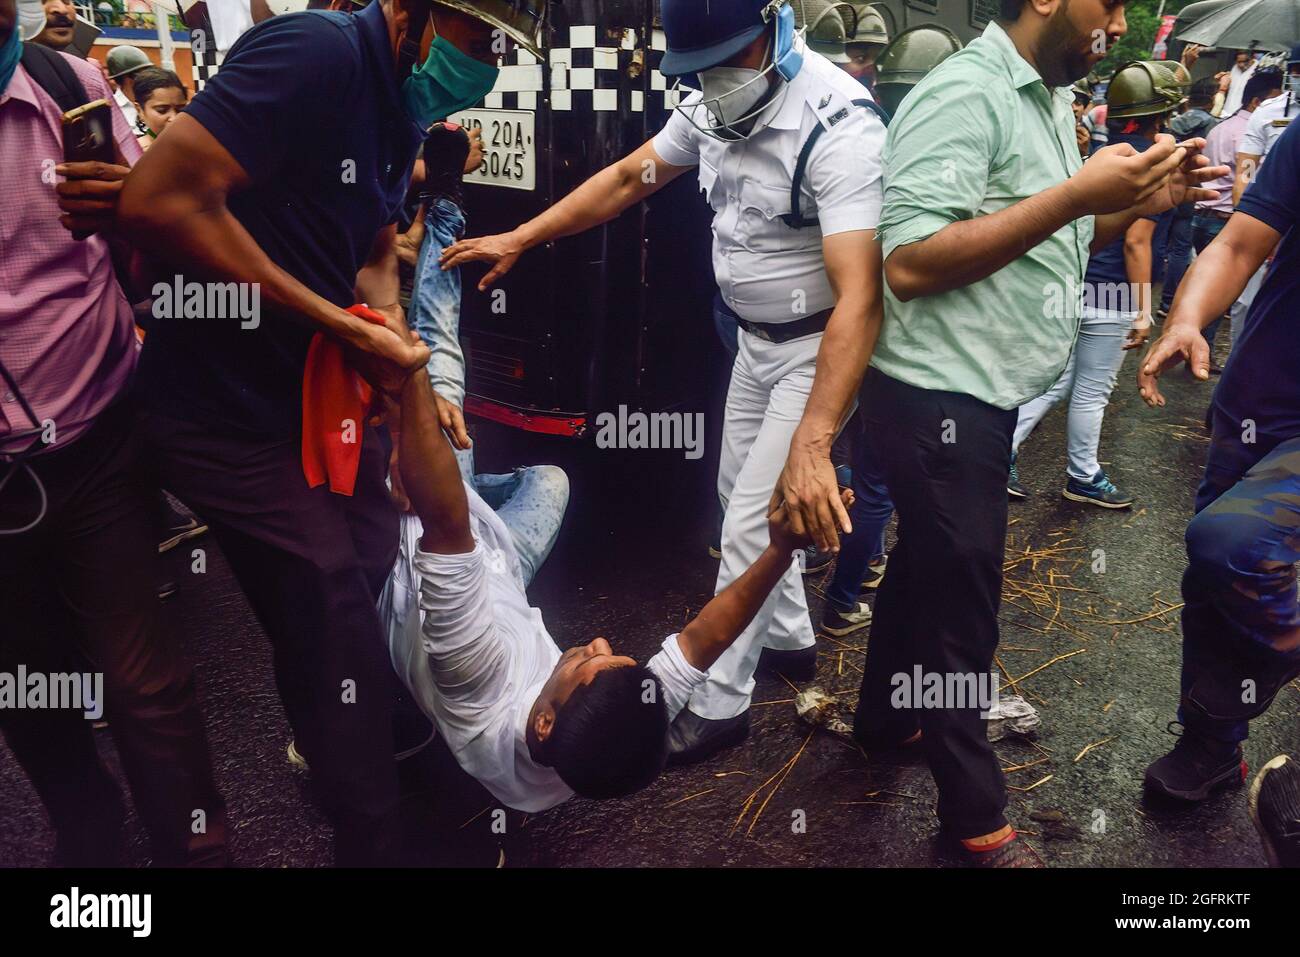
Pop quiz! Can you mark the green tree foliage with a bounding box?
[1095,0,1197,79]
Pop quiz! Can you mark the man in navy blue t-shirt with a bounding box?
[115,0,504,864]
[1137,117,1300,825]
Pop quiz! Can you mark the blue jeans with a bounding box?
[826,426,894,610]
[411,198,468,411]
[1159,206,1194,312]
[1013,306,1130,482]
[1178,413,1300,743]
[407,197,568,585]
[1191,214,1227,347]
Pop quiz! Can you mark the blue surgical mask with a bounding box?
[401,35,499,129]
[0,30,21,96]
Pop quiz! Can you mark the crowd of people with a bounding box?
[2,0,1298,870]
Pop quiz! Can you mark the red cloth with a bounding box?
[301,305,387,496]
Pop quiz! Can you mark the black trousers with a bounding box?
[140,410,403,866]
[854,369,1015,838]
[0,400,227,866]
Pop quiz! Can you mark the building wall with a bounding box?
[88,38,197,91]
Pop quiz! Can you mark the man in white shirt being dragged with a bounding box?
[388,371,839,812]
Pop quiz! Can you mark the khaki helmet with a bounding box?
[431,0,547,58]
[848,3,888,45]
[1106,60,1191,120]
[106,45,153,81]
[792,0,858,65]
[874,23,962,117]
[1071,79,1092,104]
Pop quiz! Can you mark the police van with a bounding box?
[186,0,985,439]
[448,0,986,437]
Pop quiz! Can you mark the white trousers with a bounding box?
[687,329,821,721]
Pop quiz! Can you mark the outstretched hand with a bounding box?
[769,487,853,556]
[770,441,853,554]
[1136,323,1211,408]
[439,230,526,291]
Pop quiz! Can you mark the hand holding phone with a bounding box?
[58,100,126,239]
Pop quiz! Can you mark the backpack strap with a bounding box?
[782,97,888,229]
[19,41,90,115]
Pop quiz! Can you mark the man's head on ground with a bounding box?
[1243,70,1282,112]
[527,638,670,800]
[106,44,151,96]
[32,0,75,50]
[999,0,1127,88]
[132,67,187,138]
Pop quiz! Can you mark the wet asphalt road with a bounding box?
[1,333,1295,868]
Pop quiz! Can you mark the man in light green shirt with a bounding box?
[872,18,1093,408]
[850,0,1226,868]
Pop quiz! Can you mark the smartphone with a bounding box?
[61,99,116,165]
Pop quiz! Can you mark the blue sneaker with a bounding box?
[1063,471,1133,509]
[1007,453,1027,500]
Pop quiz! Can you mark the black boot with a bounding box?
[1144,723,1246,802]
[665,709,749,767]
[756,645,817,682]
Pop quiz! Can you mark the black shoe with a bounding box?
[1250,755,1300,868]
[52,789,127,867]
[852,722,922,755]
[665,709,749,767]
[822,601,872,637]
[756,645,817,682]
[1144,724,1246,802]
[159,510,208,554]
[942,831,1044,868]
[801,545,833,575]
[858,557,887,592]
[1008,453,1027,500]
[1063,471,1134,509]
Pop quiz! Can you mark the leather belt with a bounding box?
[730,307,834,344]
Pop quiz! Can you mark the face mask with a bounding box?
[401,35,499,130]
[0,29,21,95]
[698,66,771,137]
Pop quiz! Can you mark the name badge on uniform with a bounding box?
[827,107,849,127]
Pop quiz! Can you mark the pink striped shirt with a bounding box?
[0,51,143,456]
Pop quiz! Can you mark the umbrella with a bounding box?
[1176,0,1300,52]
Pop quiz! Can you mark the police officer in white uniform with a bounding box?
[1237,49,1299,179]
[441,0,885,765]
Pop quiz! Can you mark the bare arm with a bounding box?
[439,139,692,290]
[397,373,475,556]
[1137,211,1280,407]
[885,179,1081,301]
[676,504,819,672]
[773,230,881,551]
[116,114,426,378]
[355,224,401,310]
[886,138,1214,301]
